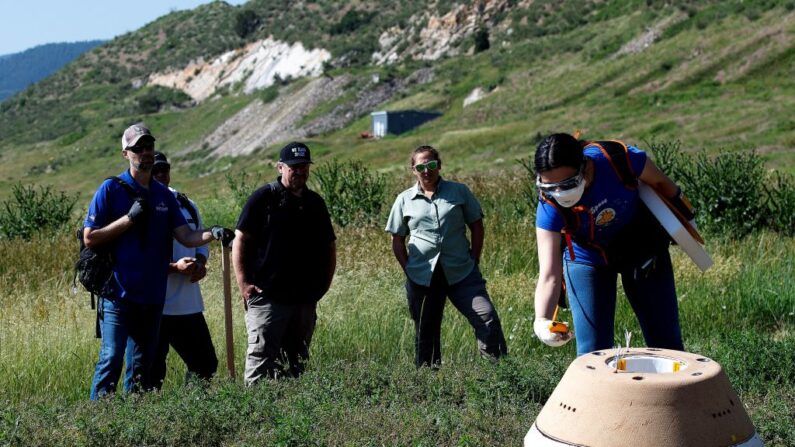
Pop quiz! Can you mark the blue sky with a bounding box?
[0,0,247,56]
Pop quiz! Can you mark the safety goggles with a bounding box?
[414,160,439,172]
[536,169,583,193]
[127,142,155,153]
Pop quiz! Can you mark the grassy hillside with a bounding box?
[1,1,795,206]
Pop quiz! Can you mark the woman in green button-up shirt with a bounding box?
[385,145,508,367]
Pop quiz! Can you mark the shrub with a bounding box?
[648,141,795,238]
[259,84,279,103]
[329,10,373,35]
[199,170,266,228]
[225,170,262,213]
[312,159,387,227]
[473,27,491,53]
[135,86,192,114]
[234,9,261,39]
[0,183,78,240]
[764,171,795,235]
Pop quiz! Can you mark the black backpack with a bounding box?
[74,176,139,337]
[175,192,200,228]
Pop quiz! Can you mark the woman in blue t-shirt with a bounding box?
[532,133,694,355]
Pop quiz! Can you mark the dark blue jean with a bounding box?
[564,250,683,356]
[90,297,164,400]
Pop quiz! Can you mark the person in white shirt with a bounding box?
[150,152,218,388]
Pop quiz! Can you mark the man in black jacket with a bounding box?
[232,142,336,384]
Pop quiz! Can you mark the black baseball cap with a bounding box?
[153,152,170,169]
[279,142,313,166]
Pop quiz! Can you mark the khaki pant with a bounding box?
[244,294,317,385]
[405,266,507,367]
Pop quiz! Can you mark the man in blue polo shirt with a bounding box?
[83,124,233,399]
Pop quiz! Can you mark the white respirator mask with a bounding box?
[537,167,586,208]
[548,179,585,207]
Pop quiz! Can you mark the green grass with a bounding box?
[1,175,793,445]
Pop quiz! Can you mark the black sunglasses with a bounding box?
[127,142,154,153]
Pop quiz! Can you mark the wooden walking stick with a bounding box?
[221,242,236,380]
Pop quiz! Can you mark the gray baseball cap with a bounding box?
[121,124,156,150]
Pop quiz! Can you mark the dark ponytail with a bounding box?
[534,133,584,174]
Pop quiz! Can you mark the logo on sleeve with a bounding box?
[595,208,616,226]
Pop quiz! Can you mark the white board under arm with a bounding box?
[638,181,713,272]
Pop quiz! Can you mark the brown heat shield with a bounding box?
[535,348,756,447]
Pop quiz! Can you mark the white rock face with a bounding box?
[148,37,331,102]
[463,87,486,107]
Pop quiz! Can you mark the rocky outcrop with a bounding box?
[148,37,330,102]
[202,76,349,157]
[612,12,686,59]
[372,0,513,65]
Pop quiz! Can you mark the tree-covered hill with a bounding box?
[0,40,104,101]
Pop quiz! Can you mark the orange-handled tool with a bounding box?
[549,305,569,334]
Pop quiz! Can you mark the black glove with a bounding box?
[127,197,148,225]
[211,225,235,246]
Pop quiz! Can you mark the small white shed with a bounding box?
[371,111,388,138]
[370,110,442,138]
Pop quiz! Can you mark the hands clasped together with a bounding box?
[174,257,207,283]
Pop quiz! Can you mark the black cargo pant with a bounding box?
[405,266,507,367]
[150,312,218,390]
